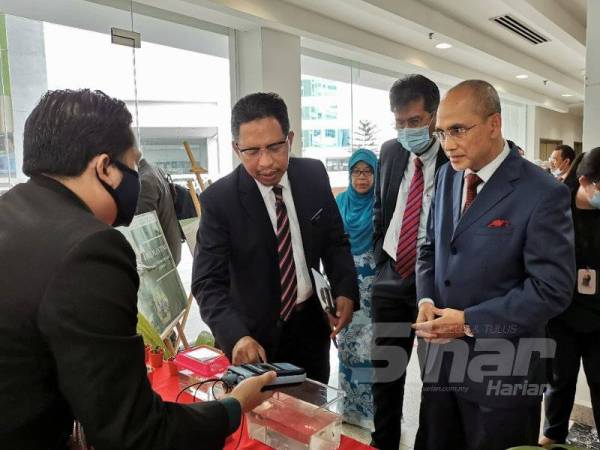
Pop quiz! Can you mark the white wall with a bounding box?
[534,106,583,160]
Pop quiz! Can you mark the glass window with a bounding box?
[0,3,232,190]
[301,55,352,188]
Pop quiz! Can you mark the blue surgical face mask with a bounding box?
[397,125,432,154]
[590,191,600,210]
[98,159,141,227]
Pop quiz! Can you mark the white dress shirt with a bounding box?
[383,139,440,261]
[461,140,511,213]
[255,172,312,305]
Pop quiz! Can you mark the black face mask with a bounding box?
[98,159,141,227]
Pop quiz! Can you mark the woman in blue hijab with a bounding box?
[335,148,378,430]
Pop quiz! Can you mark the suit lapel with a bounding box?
[286,159,313,265]
[237,166,277,252]
[384,149,410,217]
[452,170,464,232]
[452,149,522,240]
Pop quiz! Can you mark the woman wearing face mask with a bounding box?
[541,147,600,447]
[335,148,378,430]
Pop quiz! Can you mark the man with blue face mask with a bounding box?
[371,75,448,450]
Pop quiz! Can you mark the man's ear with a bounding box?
[287,131,295,149]
[94,154,120,189]
[232,141,241,160]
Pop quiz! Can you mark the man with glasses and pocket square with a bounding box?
[192,92,359,383]
[412,80,575,450]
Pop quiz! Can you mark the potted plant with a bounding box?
[149,346,164,368]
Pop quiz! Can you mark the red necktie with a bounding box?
[273,185,297,321]
[463,173,483,213]
[395,158,424,277]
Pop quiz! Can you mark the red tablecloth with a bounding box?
[151,365,373,450]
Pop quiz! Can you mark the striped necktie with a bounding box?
[395,157,424,278]
[273,185,298,321]
[463,173,483,214]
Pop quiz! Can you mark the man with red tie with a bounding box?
[192,92,358,383]
[412,80,575,450]
[371,75,447,450]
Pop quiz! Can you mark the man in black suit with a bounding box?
[371,75,448,450]
[192,92,359,383]
[0,89,273,450]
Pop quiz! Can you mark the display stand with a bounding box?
[173,142,210,350]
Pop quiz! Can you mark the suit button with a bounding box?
[450,246,457,255]
[444,280,451,287]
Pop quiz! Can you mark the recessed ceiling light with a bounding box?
[435,42,452,49]
[515,74,529,79]
[561,93,573,97]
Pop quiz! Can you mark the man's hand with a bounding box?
[228,371,276,412]
[328,296,354,338]
[412,306,466,343]
[231,336,267,365]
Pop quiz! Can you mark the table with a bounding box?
[151,365,374,450]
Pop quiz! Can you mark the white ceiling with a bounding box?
[106,0,589,111]
[556,0,587,26]
[283,0,586,107]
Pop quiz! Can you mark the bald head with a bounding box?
[436,79,504,172]
[445,80,501,119]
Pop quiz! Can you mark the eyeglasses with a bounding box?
[235,137,289,159]
[351,169,374,178]
[433,112,496,142]
[433,123,479,142]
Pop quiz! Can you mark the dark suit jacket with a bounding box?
[0,176,233,450]
[373,138,448,265]
[192,157,359,358]
[136,158,182,265]
[416,146,576,407]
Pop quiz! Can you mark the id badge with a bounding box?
[577,269,597,295]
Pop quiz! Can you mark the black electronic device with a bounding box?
[222,362,306,391]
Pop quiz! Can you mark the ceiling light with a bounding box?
[561,93,573,97]
[435,42,452,49]
[515,74,529,79]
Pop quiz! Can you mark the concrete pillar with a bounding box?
[583,0,600,151]
[5,15,48,182]
[235,27,302,156]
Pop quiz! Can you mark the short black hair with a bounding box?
[389,74,440,113]
[555,144,576,164]
[231,92,290,141]
[577,147,600,183]
[23,89,134,177]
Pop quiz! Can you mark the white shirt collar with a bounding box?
[411,138,440,165]
[255,172,290,199]
[464,140,510,183]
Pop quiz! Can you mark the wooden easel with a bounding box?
[172,141,210,350]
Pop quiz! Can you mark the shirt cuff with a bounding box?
[220,397,242,434]
[418,298,435,308]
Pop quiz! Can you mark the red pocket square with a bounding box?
[488,219,510,228]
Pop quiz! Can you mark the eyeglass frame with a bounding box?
[234,136,290,159]
[433,112,497,142]
[350,168,374,178]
